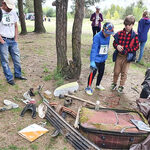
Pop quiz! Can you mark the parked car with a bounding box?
[25,13,34,20]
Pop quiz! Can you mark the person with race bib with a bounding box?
[85,22,114,95]
[0,0,27,85]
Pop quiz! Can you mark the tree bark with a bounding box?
[71,0,85,78]
[33,0,46,33]
[56,0,68,74]
[18,0,27,35]
[0,0,2,6]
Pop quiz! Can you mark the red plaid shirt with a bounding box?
[113,28,139,55]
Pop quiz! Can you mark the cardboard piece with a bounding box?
[18,124,48,142]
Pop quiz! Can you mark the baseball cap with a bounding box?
[4,0,15,9]
[95,6,100,10]
[103,22,114,35]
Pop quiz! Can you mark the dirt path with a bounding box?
[0,33,146,150]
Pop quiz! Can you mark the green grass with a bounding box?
[0,145,27,150]
[44,74,53,81]
[43,67,50,73]
[43,67,64,86]
[30,144,38,150]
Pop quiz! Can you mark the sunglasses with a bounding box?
[124,24,132,26]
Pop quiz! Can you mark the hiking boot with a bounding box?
[111,83,117,90]
[96,85,105,91]
[85,87,93,95]
[118,86,124,93]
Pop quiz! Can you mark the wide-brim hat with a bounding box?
[4,0,15,9]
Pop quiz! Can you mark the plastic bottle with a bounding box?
[95,100,100,111]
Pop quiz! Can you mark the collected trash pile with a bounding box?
[1,69,150,150]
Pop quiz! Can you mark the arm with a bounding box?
[14,22,18,41]
[113,32,123,52]
[137,21,142,39]
[0,35,5,44]
[90,13,95,21]
[99,13,103,22]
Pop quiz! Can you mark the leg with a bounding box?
[87,68,97,87]
[97,27,101,33]
[96,62,105,86]
[113,56,122,84]
[0,42,13,82]
[120,60,130,86]
[92,27,97,37]
[9,40,22,78]
[137,41,146,62]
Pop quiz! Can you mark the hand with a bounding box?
[93,17,95,20]
[117,45,123,52]
[0,40,5,44]
[90,61,97,69]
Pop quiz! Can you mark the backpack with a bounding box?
[113,30,136,62]
[140,68,150,98]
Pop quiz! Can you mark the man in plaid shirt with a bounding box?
[111,15,139,93]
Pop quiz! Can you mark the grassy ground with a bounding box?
[0,18,149,150]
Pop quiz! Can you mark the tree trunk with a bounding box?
[18,0,27,35]
[71,0,85,79]
[0,0,2,6]
[56,0,69,75]
[33,0,46,33]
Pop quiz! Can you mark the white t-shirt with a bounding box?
[95,13,100,26]
[0,9,19,38]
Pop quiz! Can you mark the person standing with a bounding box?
[90,6,103,37]
[137,10,150,62]
[85,22,114,95]
[111,15,139,93]
[0,0,27,85]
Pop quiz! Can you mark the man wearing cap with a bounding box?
[0,0,27,85]
[85,22,114,95]
[90,6,103,37]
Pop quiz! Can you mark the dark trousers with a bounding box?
[92,26,101,37]
[87,62,105,87]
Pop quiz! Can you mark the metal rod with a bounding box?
[44,101,100,150]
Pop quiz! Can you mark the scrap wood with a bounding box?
[74,106,82,128]
[65,94,105,108]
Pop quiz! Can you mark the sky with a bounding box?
[44,0,150,11]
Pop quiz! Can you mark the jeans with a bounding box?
[137,41,146,62]
[87,62,105,87]
[0,38,22,82]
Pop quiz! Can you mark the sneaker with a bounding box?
[3,100,19,109]
[96,85,105,91]
[85,87,93,95]
[111,83,117,90]
[118,86,124,93]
